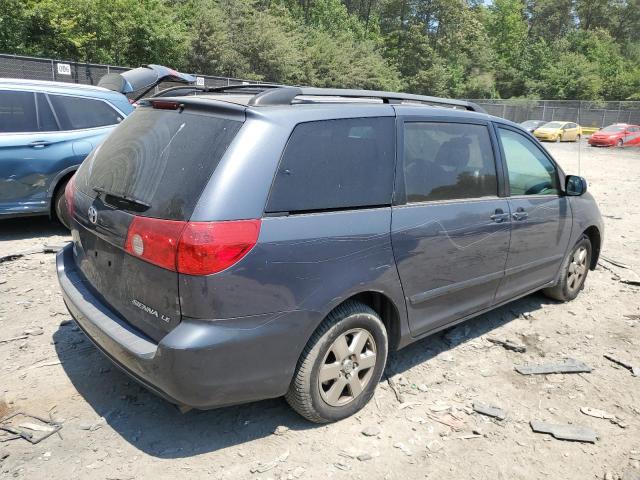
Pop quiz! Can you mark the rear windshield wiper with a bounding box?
[92,187,151,213]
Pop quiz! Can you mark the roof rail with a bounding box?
[247,86,486,113]
[150,83,283,98]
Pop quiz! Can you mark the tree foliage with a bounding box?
[1,0,639,99]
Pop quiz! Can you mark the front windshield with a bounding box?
[602,125,625,132]
[521,120,542,127]
[543,122,563,129]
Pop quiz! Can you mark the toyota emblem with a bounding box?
[88,206,98,224]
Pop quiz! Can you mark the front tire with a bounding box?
[556,135,562,143]
[543,235,592,302]
[285,301,388,423]
[617,138,624,147]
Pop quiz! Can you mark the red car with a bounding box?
[588,123,640,147]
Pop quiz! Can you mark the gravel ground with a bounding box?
[0,141,639,480]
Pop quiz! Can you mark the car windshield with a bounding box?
[601,125,625,132]
[521,121,543,127]
[543,122,564,129]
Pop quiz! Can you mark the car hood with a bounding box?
[535,128,560,134]
[98,65,196,100]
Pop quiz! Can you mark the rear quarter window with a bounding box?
[49,94,124,130]
[266,117,395,213]
[0,90,37,133]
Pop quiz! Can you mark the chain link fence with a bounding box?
[469,99,640,130]
[3,54,640,129]
[0,53,261,94]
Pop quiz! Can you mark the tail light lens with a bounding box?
[177,220,261,275]
[64,175,76,220]
[124,217,261,275]
[125,217,186,271]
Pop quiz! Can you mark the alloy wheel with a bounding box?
[318,328,377,407]
[567,246,588,293]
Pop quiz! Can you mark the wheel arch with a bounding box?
[583,225,601,270]
[49,169,76,219]
[323,291,404,352]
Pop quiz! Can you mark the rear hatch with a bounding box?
[98,64,196,101]
[70,102,244,341]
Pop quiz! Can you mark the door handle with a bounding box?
[29,140,52,148]
[490,209,509,223]
[512,207,528,221]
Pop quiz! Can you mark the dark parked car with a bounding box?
[0,65,194,226]
[520,120,547,133]
[57,86,604,423]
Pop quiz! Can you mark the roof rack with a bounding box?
[247,86,486,113]
[150,83,282,98]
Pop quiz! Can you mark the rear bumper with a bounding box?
[56,244,310,409]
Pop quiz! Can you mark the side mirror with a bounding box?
[566,175,587,196]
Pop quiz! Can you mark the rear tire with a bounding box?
[285,301,388,423]
[54,180,71,230]
[543,235,592,302]
[556,135,562,143]
[576,134,581,142]
[617,138,624,147]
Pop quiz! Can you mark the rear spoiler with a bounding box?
[98,65,196,101]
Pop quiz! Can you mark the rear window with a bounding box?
[75,107,243,220]
[266,117,395,213]
[49,94,124,130]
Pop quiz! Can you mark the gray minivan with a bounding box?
[56,86,603,423]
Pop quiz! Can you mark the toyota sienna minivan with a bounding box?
[57,85,603,423]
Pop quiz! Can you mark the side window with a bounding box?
[0,90,38,133]
[266,117,395,213]
[48,94,123,130]
[403,122,497,203]
[36,93,58,131]
[497,128,559,196]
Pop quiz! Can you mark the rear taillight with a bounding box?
[177,220,261,275]
[64,175,75,220]
[124,217,261,275]
[125,217,186,271]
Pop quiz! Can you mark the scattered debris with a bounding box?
[361,425,381,437]
[393,442,412,456]
[398,401,422,410]
[27,360,62,370]
[604,353,639,377]
[250,450,289,474]
[79,416,107,432]
[428,412,466,431]
[457,433,483,440]
[0,449,8,462]
[600,256,632,269]
[273,425,289,436]
[530,420,597,443]
[0,335,28,344]
[472,402,507,420]
[0,243,71,263]
[0,413,62,444]
[386,374,405,403]
[487,337,526,353]
[357,452,373,461]
[515,358,592,375]
[581,407,627,428]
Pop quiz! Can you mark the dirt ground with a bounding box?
[1,141,639,480]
